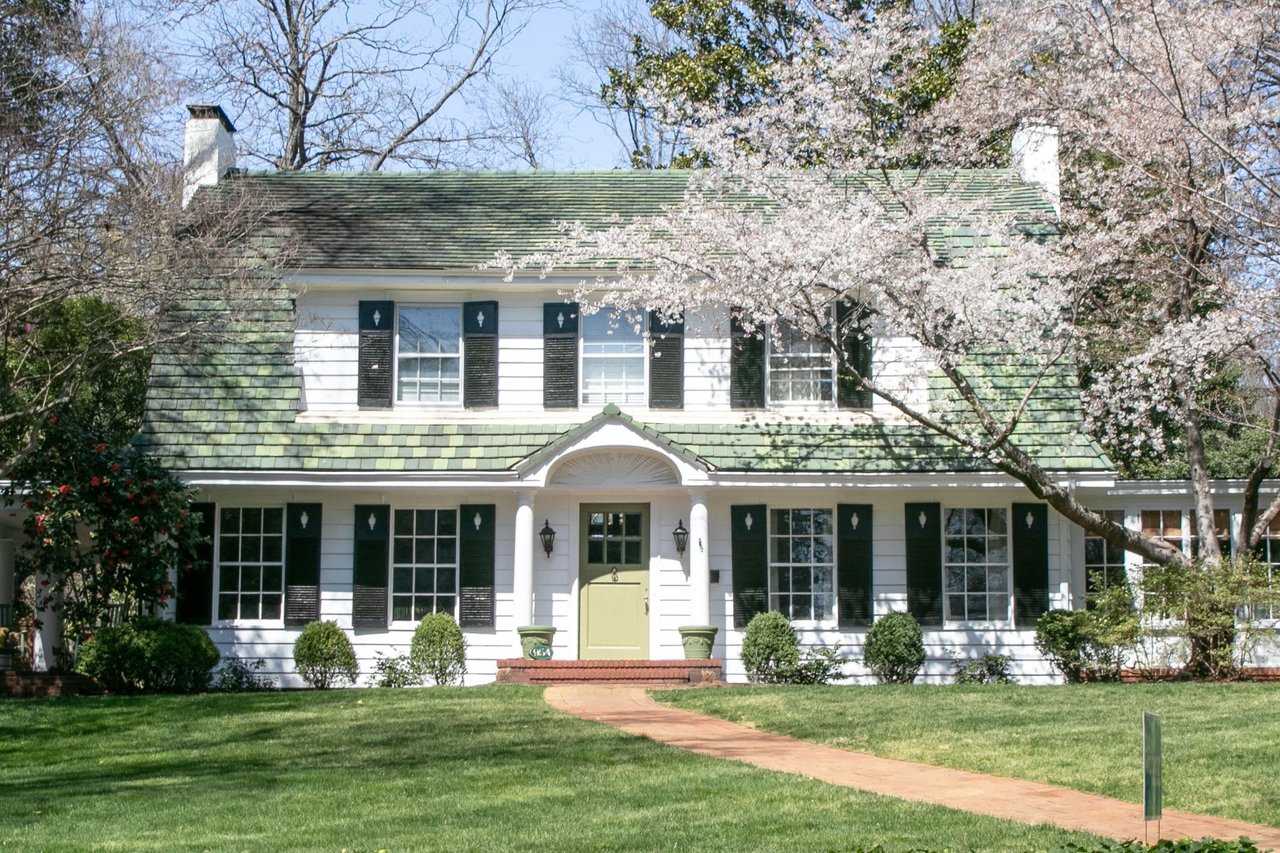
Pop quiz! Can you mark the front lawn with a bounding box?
[655,683,1280,828]
[0,686,1103,851]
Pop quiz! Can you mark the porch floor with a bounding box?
[494,658,722,685]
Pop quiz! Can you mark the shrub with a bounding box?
[76,618,219,693]
[409,613,466,686]
[863,611,925,684]
[1036,587,1137,683]
[293,620,358,688]
[951,652,1013,684]
[788,645,845,685]
[213,657,275,691]
[373,653,421,688]
[741,611,800,683]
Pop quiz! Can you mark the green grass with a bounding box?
[0,686,1106,852]
[654,683,1280,828]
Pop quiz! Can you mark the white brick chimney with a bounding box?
[182,105,237,207]
[1011,123,1059,216]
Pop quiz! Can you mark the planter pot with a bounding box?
[517,625,557,660]
[678,625,718,660]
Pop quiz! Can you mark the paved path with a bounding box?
[545,684,1280,850]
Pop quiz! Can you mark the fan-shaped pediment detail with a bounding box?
[550,452,679,486]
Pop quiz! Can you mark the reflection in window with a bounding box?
[397,306,461,403]
[944,508,1009,622]
[769,508,834,621]
[581,313,645,406]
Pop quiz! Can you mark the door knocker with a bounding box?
[610,567,619,583]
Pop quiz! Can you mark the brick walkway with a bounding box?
[545,684,1280,850]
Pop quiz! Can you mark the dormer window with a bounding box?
[581,312,646,406]
[769,319,834,405]
[397,306,462,404]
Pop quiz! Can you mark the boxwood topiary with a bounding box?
[76,618,220,693]
[293,620,358,688]
[410,613,467,686]
[741,611,800,683]
[863,611,925,684]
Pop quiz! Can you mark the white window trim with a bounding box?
[767,506,838,628]
[214,506,286,627]
[766,318,838,410]
[394,304,464,408]
[942,505,1013,626]
[579,310,648,407]
[388,506,461,625]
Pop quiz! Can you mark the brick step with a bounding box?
[496,658,722,685]
[0,671,102,699]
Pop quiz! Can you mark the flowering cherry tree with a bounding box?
[3,416,205,652]
[504,0,1280,573]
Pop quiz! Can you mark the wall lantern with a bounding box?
[672,519,689,556]
[539,519,556,557]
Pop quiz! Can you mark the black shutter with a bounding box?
[176,501,215,625]
[730,311,765,409]
[543,302,579,409]
[836,301,873,409]
[463,301,498,408]
[731,504,768,628]
[458,504,495,627]
[284,503,322,625]
[358,301,394,408]
[904,503,943,626]
[352,504,390,628]
[1012,503,1050,626]
[837,504,873,627]
[649,310,684,409]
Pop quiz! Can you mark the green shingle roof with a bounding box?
[139,170,1108,476]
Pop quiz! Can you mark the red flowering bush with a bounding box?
[3,415,205,651]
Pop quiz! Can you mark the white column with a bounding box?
[689,492,710,626]
[513,491,535,627]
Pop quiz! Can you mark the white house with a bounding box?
[7,106,1275,686]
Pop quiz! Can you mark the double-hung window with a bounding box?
[1190,509,1232,558]
[580,312,646,406]
[1251,516,1280,621]
[943,508,1010,622]
[768,320,835,405]
[391,509,458,622]
[397,306,462,404]
[218,507,285,621]
[769,508,835,622]
[1084,509,1128,601]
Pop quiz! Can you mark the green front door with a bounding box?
[580,505,649,659]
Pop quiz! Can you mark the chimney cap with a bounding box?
[186,104,237,134]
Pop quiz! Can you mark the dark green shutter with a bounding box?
[458,504,495,627]
[1012,503,1050,625]
[730,312,765,409]
[358,300,394,408]
[836,301,873,409]
[352,504,390,628]
[837,504,873,627]
[648,310,684,409]
[731,504,768,628]
[176,501,215,625]
[904,503,943,626]
[463,301,498,408]
[543,302,579,409]
[284,503,322,625]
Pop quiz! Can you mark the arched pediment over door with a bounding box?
[548,451,680,488]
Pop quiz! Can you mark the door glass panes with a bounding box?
[586,511,644,565]
[769,320,833,404]
[397,306,461,404]
[943,508,1010,622]
[581,312,645,406]
[769,508,834,621]
[217,507,284,621]
[391,509,458,621]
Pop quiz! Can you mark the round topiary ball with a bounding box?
[741,611,800,683]
[293,620,358,689]
[863,611,926,684]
